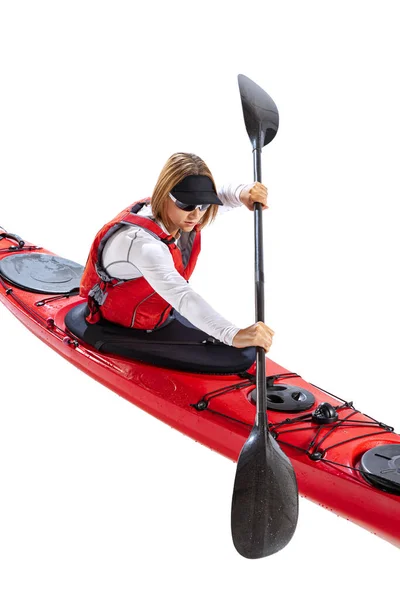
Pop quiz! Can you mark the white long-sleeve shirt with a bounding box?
[102,183,249,345]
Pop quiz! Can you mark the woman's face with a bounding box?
[164,196,204,235]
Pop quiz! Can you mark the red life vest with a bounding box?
[80,198,201,329]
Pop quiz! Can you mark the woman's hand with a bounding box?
[232,322,275,353]
[239,182,269,211]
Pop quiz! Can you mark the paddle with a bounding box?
[231,75,299,559]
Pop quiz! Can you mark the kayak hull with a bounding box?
[1,236,399,548]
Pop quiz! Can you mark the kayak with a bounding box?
[1,226,400,548]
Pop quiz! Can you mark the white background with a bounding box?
[1,1,400,598]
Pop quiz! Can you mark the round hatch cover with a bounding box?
[0,253,83,294]
[360,444,400,495]
[250,383,315,412]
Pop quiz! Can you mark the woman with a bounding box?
[80,152,274,354]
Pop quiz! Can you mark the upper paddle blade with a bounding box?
[231,423,298,559]
[238,74,279,150]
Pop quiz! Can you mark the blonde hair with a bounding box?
[151,153,219,231]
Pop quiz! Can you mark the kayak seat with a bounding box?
[65,302,257,374]
[0,252,83,294]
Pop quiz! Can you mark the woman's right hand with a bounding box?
[232,322,275,353]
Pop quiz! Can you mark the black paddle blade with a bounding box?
[238,74,279,150]
[231,423,298,559]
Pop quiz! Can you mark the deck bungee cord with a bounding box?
[194,373,397,475]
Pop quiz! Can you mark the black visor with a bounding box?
[170,175,223,206]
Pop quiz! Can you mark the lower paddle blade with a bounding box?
[231,424,298,559]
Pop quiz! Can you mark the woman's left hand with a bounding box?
[239,182,269,211]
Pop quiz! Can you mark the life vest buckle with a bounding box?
[88,283,109,307]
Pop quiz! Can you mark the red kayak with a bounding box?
[1,227,399,549]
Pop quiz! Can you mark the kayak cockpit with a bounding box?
[65,302,256,374]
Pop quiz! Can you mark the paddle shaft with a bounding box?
[253,147,268,428]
